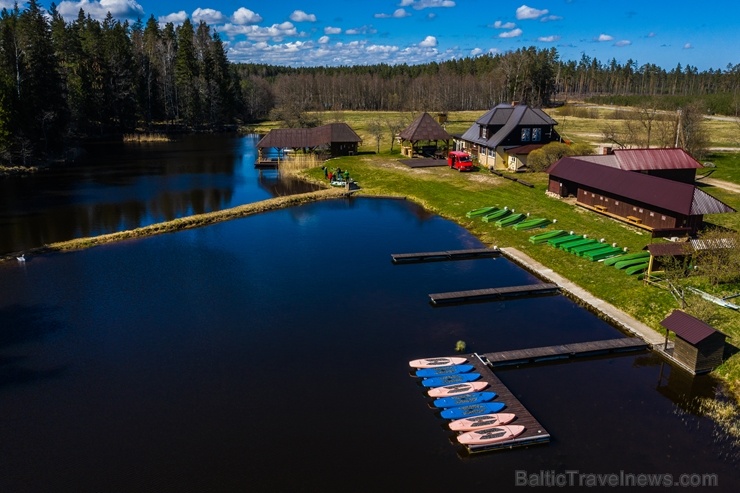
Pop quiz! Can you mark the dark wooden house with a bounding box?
[398,112,451,158]
[546,157,734,235]
[455,103,560,171]
[256,123,362,163]
[660,310,727,374]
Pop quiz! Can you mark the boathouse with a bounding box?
[660,310,727,374]
[455,103,560,171]
[256,123,362,164]
[546,157,735,235]
[398,112,451,158]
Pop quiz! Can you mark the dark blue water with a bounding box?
[0,134,319,255]
[0,198,736,492]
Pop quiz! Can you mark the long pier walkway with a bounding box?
[429,283,559,305]
[480,337,647,368]
[391,248,501,264]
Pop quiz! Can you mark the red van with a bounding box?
[447,151,474,172]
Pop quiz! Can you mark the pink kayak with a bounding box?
[408,356,467,369]
[427,381,489,398]
[456,424,525,446]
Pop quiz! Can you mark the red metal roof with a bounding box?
[660,310,723,345]
[612,148,703,171]
[547,158,735,216]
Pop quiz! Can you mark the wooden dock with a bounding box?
[480,337,648,367]
[410,354,551,454]
[391,248,501,264]
[429,282,559,305]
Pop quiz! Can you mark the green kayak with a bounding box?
[513,218,550,231]
[603,251,650,267]
[482,208,511,222]
[466,206,499,218]
[529,229,567,244]
[495,213,525,227]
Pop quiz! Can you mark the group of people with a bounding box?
[323,166,350,184]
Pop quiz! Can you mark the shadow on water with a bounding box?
[0,304,67,389]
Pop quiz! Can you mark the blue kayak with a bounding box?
[440,402,506,419]
[421,373,481,388]
[432,391,497,409]
[415,364,474,378]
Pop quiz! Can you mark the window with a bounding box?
[521,128,531,142]
[480,126,488,139]
[532,128,542,141]
[661,215,667,221]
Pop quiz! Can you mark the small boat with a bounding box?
[614,257,652,270]
[408,356,467,369]
[529,229,567,244]
[560,238,596,252]
[448,413,517,432]
[456,424,525,446]
[584,246,624,261]
[625,262,649,275]
[547,234,582,247]
[432,391,497,409]
[427,381,489,398]
[495,212,525,227]
[513,217,550,231]
[466,206,498,218]
[603,251,649,267]
[572,242,607,256]
[415,364,474,378]
[440,401,505,419]
[481,208,511,222]
[421,373,481,388]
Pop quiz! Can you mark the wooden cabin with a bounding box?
[660,310,727,374]
[455,103,560,171]
[546,157,735,236]
[256,123,362,164]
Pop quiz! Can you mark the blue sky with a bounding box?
[24,0,740,70]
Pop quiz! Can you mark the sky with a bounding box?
[20,0,740,70]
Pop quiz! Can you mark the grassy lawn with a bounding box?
[283,107,740,407]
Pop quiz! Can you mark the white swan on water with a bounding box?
[16,254,26,262]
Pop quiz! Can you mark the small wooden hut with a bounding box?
[660,310,727,374]
[398,112,450,158]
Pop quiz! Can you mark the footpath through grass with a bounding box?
[305,153,740,403]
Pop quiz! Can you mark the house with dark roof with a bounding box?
[547,156,735,235]
[575,148,703,184]
[256,123,362,164]
[455,103,560,171]
[398,112,451,158]
[660,310,727,374]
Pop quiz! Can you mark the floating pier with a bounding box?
[410,354,551,454]
[480,337,647,367]
[429,282,559,305]
[390,248,501,264]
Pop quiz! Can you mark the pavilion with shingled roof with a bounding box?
[398,112,451,158]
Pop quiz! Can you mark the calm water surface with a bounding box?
[0,198,737,492]
[0,134,318,254]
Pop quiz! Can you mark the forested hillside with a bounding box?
[1,2,739,165]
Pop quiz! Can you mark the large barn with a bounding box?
[546,156,734,236]
[256,123,362,163]
[455,103,561,171]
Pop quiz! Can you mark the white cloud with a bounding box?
[419,35,437,47]
[493,21,517,29]
[470,48,483,56]
[596,34,614,42]
[324,27,342,35]
[232,8,263,25]
[375,8,411,18]
[499,28,523,38]
[516,5,549,20]
[538,35,560,43]
[346,25,378,35]
[57,0,144,21]
[614,40,631,47]
[647,32,656,38]
[192,8,226,24]
[318,36,330,44]
[683,43,693,49]
[540,15,562,22]
[400,0,455,10]
[222,22,299,42]
[159,11,188,25]
[290,10,317,22]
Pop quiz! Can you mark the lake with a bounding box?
[0,197,737,492]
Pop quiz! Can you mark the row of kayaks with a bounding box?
[466,206,551,230]
[408,356,525,446]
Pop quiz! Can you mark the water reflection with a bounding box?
[0,134,321,254]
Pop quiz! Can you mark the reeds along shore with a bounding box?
[123,133,172,143]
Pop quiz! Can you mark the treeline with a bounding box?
[2,2,739,165]
[0,1,239,164]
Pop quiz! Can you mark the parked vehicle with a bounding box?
[448,151,474,171]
